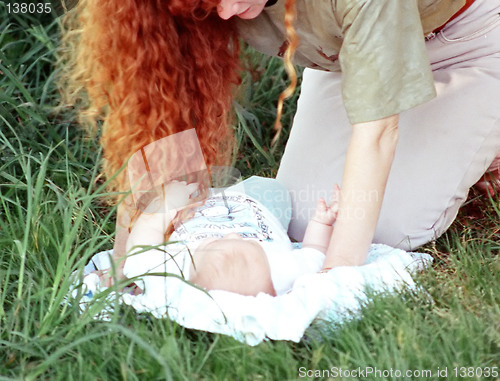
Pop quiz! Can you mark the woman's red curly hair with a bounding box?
[59,0,241,201]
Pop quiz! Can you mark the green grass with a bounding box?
[1,5,499,380]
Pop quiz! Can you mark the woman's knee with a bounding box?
[374,192,468,251]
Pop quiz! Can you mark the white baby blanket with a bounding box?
[73,244,432,346]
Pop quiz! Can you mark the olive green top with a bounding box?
[236,0,466,124]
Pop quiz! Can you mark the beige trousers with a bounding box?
[277,0,500,249]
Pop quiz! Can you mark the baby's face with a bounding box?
[189,233,276,296]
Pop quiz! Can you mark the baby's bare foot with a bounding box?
[475,154,500,196]
[89,269,143,294]
[93,269,114,288]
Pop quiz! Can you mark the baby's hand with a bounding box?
[312,184,340,226]
[143,180,199,215]
[163,180,199,211]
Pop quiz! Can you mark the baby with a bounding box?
[125,179,339,297]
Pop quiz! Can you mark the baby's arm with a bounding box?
[302,184,340,254]
[126,181,198,252]
[126,204,175,252]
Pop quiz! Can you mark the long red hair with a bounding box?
[58,0,298,203]
[274,0,298,144]
[59,0,241,201]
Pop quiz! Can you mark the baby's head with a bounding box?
[188,233,276,296]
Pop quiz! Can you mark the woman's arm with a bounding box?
[323,114,399,268]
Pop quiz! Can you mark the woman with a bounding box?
[60,0,500,275]
[226,0,500,269]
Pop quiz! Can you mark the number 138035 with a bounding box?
[6,3,52,14]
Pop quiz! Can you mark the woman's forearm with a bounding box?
[323,115,399,268]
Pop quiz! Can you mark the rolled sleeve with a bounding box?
[336,0,437,123]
